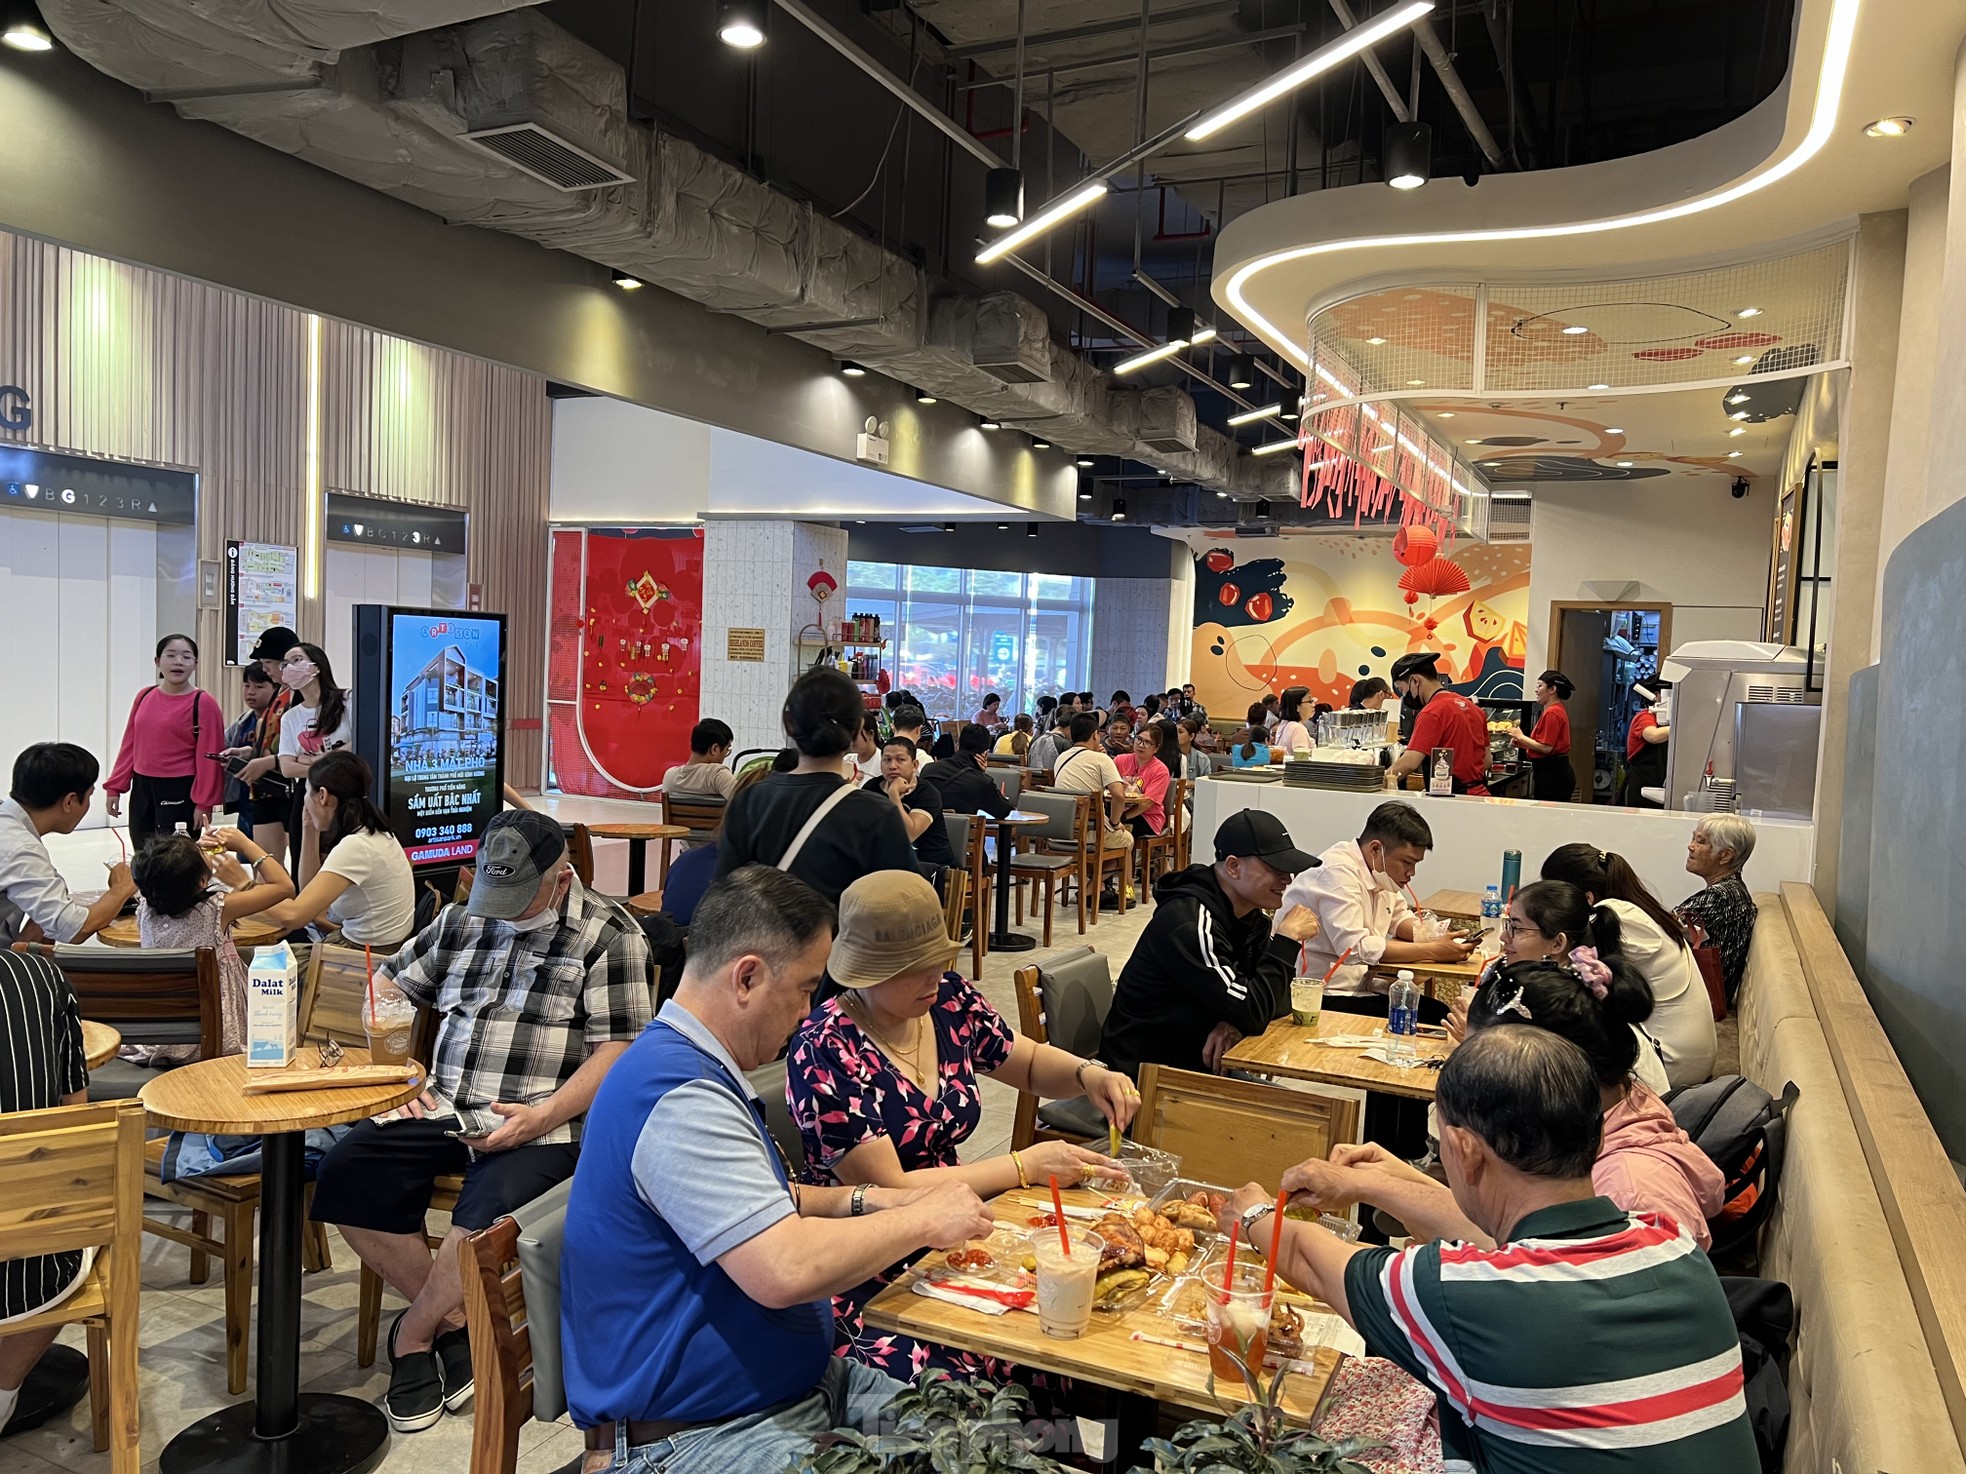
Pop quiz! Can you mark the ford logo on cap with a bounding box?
[482,862,517,878]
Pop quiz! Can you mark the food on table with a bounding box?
[1026,1212,1059,1228]
[1162,1194,1223,1232]
[1130,1206,1196,1253]
[1268,1303,1306,1360]
[1092,1212,1148,1270]
[1093,1268,1151,1303]
[943,1248,995,1270]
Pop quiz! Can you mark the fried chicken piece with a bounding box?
[1093,1212,1147,1270]
[1163,1201,1218,1232]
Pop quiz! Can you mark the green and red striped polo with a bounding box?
[1344,1196,1757,1472]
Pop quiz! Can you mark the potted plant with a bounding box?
[1135,1356,1381,1474]
[794,1370,1071,1474]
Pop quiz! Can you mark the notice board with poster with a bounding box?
[224,541,300,666]
[352,605,507,867]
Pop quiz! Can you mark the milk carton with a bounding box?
[246,941,300,1068]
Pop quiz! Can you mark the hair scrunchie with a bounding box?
[1569,946,1612,999]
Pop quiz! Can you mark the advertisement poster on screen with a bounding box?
[383,611,505,866]
[224,541,300,666]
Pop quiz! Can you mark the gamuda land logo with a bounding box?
[0,385,31,433]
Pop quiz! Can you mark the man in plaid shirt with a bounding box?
[311,810,651,1436]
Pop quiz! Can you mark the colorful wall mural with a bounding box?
[1190,535,1531,717]
[548,527,705,799]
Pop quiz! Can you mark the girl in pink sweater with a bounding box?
[105,634,227,852]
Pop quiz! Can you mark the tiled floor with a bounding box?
[10,795,1161,1474]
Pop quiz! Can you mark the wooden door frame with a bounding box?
[1547,601,1673,805]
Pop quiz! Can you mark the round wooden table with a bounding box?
[586,821,688,895]
[81,1019,121,1069]
[96,914,288,951]
[981,810,1047,953]
[140,1050,425,1474]
[625,891,665,918]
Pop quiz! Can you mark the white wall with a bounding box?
[0,510,159,822]
[1090,577,1179,704]
[1524,480,1773,673]
[550,396,712,524]
[321,545,440,686]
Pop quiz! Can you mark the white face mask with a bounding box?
[507,908,557,934]
[282,661,318,691]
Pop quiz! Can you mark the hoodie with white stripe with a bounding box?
[1099,863,1296,1081]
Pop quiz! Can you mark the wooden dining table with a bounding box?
[862,1183,1344,1423]
[586,821,689,895]
[141,1048,423,1474]
[81,1018,121,1069]
[1223,1010,1450,1101]
[95,914,288,951]
[1418,888,1486,919]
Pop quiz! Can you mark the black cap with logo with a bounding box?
[1212,809,1318,873]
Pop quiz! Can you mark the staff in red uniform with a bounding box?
[1619,682,1670,807]
[1510,669,1576,802]
[1387,652,1490,795]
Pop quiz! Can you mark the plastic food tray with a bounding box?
[1145,1179,1236,1242]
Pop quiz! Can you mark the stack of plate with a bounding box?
[1280,760,1387,792]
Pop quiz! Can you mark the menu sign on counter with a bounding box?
[224,541,300,666]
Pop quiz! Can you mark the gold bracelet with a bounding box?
[1012,1150,1030,1189]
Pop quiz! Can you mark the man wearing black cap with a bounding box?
[1387,652,1491,796]
[1098,809,1321,1082]
[309,810,652,1437]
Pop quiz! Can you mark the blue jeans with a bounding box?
[608,1359,904,1474]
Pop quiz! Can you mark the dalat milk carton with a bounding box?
[246,941,300,1068]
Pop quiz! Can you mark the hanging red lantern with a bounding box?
[1403,591,1420,606]
[1218,583,1242,607]
[1398,558,1472,597]
[1422,616,1440,633]
[1392,523,1439,568]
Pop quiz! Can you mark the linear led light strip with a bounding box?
[1114,325,1217,376]
[1225,0,1863,367]
[979,3,1433,267]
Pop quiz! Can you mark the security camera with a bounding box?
[1730,478,1750,500]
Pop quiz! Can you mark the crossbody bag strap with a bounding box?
[776,780,857,872]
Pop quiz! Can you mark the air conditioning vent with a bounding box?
[460,124,632,192]
[1487,499,1532,543]
[1746,683,1806,704]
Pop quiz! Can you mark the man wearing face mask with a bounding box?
[1282,801,1476,1013]
[1386,651,1491,796]
[309,810,652,1437]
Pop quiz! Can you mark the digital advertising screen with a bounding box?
[369,609,506,867]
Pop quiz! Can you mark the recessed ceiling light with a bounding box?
[1365,336,1387,346]
[611,271,644,290]
[1,14,53,51]
[1616,461,1634,468]
[716,0,767,48]
[1727,393,1750,405]
[1216,489,1230,499]
[1033,439,1051,450]
[916,388,937,404]
[1726,451,1743,459]
[1111,498,1127,522]
[1735,306,1763,319]
[1560,324,1589,336]
[980,419,1001,430]
[997,522,1010,531]
[1734,355,1756,365]
[1588,383,1610,391]
[1729,427,1747,437]
[1438,412,1455,419]
[1406,379,1426,387]
[1730,411,1750,421]
[1864,116,1915,137]
[1605,427,1624,434]
[1076,458,1094,468]
[840,361,866,377]
[1078,488,1092,498]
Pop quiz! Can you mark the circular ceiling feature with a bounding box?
[1510,301,1732,346]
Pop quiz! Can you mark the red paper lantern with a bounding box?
[1422,616,1440,633]
[1398,558,1472,597]
[1392,523,1439,568]
[1218,583,1242,607]
[1404,591,1420,606]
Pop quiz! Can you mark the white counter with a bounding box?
[1192,776,1815,905]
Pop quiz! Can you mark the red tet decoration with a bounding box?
[1404,591,1420,606]
[1392,522,1438,567]
[1398,558,1472,597]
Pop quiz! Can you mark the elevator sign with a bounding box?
[0,445,196,525]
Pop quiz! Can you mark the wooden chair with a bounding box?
[1135,777,1191,895]
[563,823,596,887]
[939,865,969,956]
[1069,799,1131,925]
[34,942,224,1068]
[944,813,987,977]
[1135,1066,1362,1188]
[139,948,334,1395]
[1007,790,1086,945]
[459,1183,573,1474]
[1010,953,1113,1151]
[0,1099,145,1471]
[659,792,726,852]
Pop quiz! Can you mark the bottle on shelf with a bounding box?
[1387,972,1421,1066]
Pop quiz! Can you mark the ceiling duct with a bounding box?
[459,124,633,191]
[1486,498,1532,543]
[969,296,1054,386]
[1115,388,1199,454]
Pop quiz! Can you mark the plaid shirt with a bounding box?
[380,877,653,1143]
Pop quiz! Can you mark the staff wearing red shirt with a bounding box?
[1620,682,1671,808]
[1510,669,1576,802]
[1387,653,1490,795]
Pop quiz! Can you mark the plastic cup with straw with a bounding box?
[1206,1219,1272,1382]
[1034,1175,1102,1338]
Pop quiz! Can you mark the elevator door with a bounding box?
[323,545,448,685]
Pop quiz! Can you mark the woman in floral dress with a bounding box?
[787,870,1137,1381]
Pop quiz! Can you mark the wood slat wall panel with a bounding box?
[0,230,548,778]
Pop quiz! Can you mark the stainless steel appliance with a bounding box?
[1657,641,1820,813]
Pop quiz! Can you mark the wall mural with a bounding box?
[548,527,704,799]
[1190,536,1531,717]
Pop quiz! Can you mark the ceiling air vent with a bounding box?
[1487,498,1532,543]
[460,124,632,192]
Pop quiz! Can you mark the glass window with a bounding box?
[965,606,1026,714]
[847,560,898,590]
[1025,610,1084,703]
[969,569,1024,599]
[907,565,961,595]
[1029,573,1080,603]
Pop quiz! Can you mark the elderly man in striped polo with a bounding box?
[1223,1027,1756,1473]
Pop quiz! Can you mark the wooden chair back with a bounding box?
[1011,966,1048,1150]
[944,812,987,975]
[462,1217,536,1474]
[1170,777,1194,870]
[565,823,596,886]
[36,943,223,1060]
[453,865,476,907]
[1135,1066,1361,1188]
[660,792,726,841]
[303,944,375,1047]
[940,865,969,950]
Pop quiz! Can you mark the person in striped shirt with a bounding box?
[1222,1028,1756,1472]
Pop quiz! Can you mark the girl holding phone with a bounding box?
[104,634,227,850]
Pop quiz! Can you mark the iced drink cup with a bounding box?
[364,991,418,1066]
[1032,1231,1105,1339]
[1290,976,1324,1028]
[1206,1262,1275,1382]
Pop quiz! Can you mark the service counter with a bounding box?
[1191,775,1816,904]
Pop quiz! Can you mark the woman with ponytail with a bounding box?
[1541,844,1715,1088]
[714,667,915,905]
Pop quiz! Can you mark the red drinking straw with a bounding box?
[1320,944,1357,986]
[363,944,377,1024]
[1222,1220,1240,1291]
[1047,1175,1071,1256]
[1263,1189,1288,1297]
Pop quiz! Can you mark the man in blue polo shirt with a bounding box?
[561,865,995,1474]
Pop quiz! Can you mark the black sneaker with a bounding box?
[434,1326,474,1412]
[384,1311,444,1434]
[2,1345,89,1435]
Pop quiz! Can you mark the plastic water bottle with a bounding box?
[1387,971,1420,1067]
[1481,885,1502,922]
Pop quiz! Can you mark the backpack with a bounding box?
[1666,1074,1799,1262]
[1722,1276,1796,1472]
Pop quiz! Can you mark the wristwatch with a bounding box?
[1074,1057,1106,1090]
[1239,1201,1277,1246]
[850,1183,869,1217]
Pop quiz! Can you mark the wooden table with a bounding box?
[96,914,287,951]
[1418,888,1484,919]
[862,1185,1341,1422]
[141,1049,424,1474]
[586,821,689,895]
[81,1018,121,1069]
[1223,1010,1449,1101]
[981,811,1047,953]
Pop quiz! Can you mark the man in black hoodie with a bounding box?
[1099,810,1321,1081]
[921,724,1013,821]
